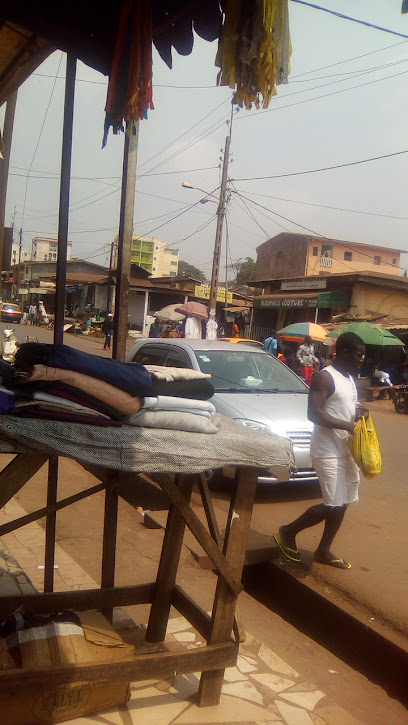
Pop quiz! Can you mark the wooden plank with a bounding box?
[198,466,258,707]
[0,453,49,509]
[172,585,211,641]
[101,470,119,622]
[44,457,58,593]
[0,641,238,694]
[0,482,105,537]
[0,583,155,619]
[140,473,241,597]
[197,473,222,543]
[146,475,193,642]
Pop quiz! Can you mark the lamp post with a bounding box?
[182,134,231,318]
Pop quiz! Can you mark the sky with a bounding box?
[2,0,408,281]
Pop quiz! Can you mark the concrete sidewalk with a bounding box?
[1,491,407,724]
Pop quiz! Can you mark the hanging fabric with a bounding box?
[216,0,291,110]
[103,0,154,147]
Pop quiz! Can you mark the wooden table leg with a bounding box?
[146,474,194,643]
[101,470,119,622]
[44,457,58,592]
[198,466,258,707]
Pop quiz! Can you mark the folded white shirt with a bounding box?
[144,365,211,382]
[142,396,216,418]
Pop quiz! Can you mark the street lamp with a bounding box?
[182,136,230,318]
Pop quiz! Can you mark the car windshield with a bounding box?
[3,304,19,310]
[194,350,307,393]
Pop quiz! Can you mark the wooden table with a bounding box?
[0,453,259,706]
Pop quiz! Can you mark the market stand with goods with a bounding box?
[0,1,294,718]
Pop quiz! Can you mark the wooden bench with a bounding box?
[366,386,393,402]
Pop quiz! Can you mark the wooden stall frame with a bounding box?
[0,453,258,706]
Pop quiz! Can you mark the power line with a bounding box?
[291,1,408,40]
[233,148,408,182]
[233,190,408,274]
[290,40,408,79]
[234,67,408,123]
[136,187,221,239]
[232,188,408,223]
[21,52,63,229]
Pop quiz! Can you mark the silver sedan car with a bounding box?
[127,339,317,485]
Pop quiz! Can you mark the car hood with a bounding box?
[212,391,313,436]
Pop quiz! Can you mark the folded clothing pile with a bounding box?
[4,342,153,425]
[125,395,220,434]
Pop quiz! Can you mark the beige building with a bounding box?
[254,233,402,281]
[11,243,30,264]
[113,236,179,277]
[32,236,72,262]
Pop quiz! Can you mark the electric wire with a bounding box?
[291,1,408,40]
[20,52,63,230]
[232,190,408,275]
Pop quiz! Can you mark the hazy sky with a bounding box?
[2,0,408,280]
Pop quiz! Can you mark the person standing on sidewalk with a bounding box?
[296,335,319,385]
[274,332,366,570]
[102,312,114,350]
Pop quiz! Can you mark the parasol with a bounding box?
[327,322,404,347]
[154,304,185,322]
[175,301,209,320]
[277,322,328,343]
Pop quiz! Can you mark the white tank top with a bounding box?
[310,365,357,458]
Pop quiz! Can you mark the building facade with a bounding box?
[251,271,408,341]
[32,236,72,262]
[254,233,402,281]
[115,236,179,277]
[11,243,30,265]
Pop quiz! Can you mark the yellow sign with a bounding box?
[195,285,233,304]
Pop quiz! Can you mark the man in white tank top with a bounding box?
[274,332,366,570]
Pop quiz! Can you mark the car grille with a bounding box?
[286,430,312,448]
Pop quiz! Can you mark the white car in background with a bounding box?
[127,339,317,485]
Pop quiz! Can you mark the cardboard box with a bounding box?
[0,610,134,724]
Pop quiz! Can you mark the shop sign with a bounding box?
[281,278,326,290]
[255,297,318,308]
[18,289,28,295]
[39,281,56,289]
[195,285,233,304]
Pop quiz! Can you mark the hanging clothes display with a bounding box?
[103,0,154,147]
[215,0,291,110]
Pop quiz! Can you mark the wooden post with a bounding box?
[146,475,193,642]
[198,466,258,706]
[0,90,17,270]
[54,53,76,345]
[113,123,139,361]
[44,457,58,592]
[101,470,119,622]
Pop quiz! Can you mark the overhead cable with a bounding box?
[291,1,408,40]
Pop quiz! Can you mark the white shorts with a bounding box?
[312,454,360,507]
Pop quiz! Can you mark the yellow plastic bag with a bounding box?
[350,413,382,479]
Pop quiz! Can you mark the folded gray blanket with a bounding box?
[124,409,221,434]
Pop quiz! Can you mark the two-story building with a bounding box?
[254,233,403,281]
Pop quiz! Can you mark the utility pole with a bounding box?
[208,132,231,318]
[0,91,18,273]
[107,240,115,312]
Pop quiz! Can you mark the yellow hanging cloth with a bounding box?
[216,0,291,110]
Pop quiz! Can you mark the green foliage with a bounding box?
[178,260,207,282]
[235,257,255,285]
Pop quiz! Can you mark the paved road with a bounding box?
[212,399,408,648]
[5,323,408,646]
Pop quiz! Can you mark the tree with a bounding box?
[235,257,256,285]
[178,260,206,282]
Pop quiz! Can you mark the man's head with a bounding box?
[335,332,365,374]
[271,330,276,338]
[304,335,312,345]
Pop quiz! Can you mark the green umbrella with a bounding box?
[327,321,404,347]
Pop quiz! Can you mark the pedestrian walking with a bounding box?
[264,330,278,356]
[102,312,114,349]
[296,335,319,386]
[28,303,37,325]
[274,332,366,570]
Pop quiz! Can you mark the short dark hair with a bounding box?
[336,332,364,354]
[304,335,312,344]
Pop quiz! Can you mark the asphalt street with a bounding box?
[3,322,408,648]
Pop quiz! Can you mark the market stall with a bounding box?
[0,414,293,707]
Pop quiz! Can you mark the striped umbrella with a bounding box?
[277,322,328,343]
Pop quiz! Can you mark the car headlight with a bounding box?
[234,419,272,434]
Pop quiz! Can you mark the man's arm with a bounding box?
[307,370,355,433]
[296,345,304,364]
